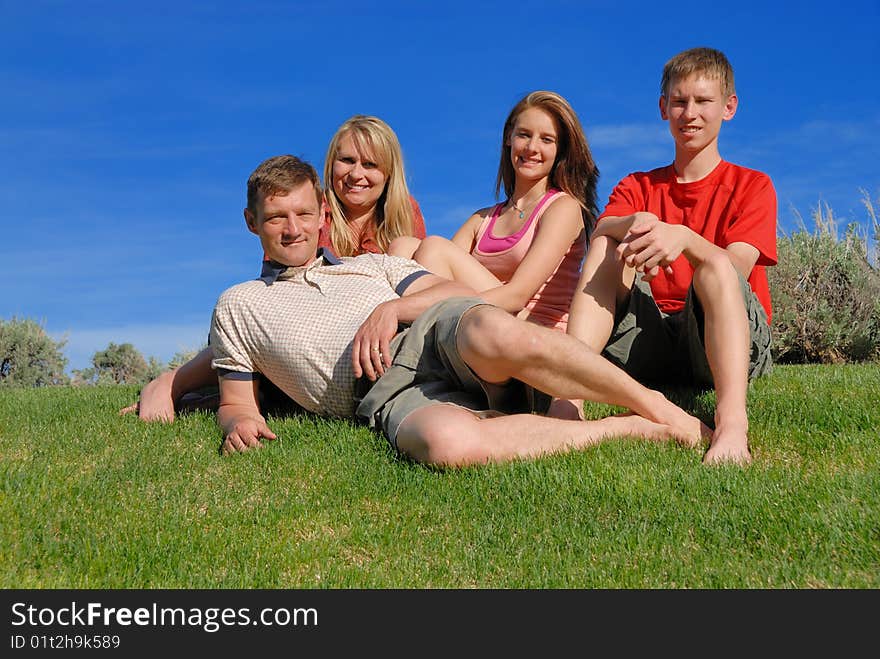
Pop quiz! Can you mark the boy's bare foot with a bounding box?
[702,423,751,465]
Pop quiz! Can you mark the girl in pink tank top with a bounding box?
[390,91,599,332]
[387,91,599,418]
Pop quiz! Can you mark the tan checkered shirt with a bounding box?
[210,251,428,418]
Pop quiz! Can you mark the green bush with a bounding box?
[770,192,880,364]
[73,342,155,385]
[0,317,69,386]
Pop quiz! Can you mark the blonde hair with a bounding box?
[494,91,600,233]
[323,115,416,256]
[660,47,736,98]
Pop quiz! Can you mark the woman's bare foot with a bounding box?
[118,369,177,422]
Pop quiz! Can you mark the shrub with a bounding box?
[167,345,206,369]
[0,317,69,386]
[770,192,880,363]
[73,342,153,385]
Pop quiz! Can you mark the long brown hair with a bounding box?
[495,91,599,233]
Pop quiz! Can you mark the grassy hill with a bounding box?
[1,363,878,588]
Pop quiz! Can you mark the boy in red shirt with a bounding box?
[568,47,777,465]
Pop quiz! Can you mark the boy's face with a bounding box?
[244,180,322,267]
[660,74,737,155]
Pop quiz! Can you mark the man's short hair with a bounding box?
[246,155,322,214]
[661,47,736,98]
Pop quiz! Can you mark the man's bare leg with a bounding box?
[119,347,217,422]
[692,253,752,465]
[456,305,710,446]
[396,404,696,467]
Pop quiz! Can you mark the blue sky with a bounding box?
[3,0,879,373]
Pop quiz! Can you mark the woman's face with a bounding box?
[331,132,388,215]
[507,107,559,183]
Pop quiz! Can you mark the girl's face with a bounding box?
[331,132,388,214]
[508,107,559,183]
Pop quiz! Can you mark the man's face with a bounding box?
[245,181,322,267]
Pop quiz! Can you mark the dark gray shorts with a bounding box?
[355,297,551,449]
[603,274,773,388]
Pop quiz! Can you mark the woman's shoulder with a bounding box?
[541,191,581,217]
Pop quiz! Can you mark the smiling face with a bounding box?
[245,180,322,267]
[330,132,388,215]
[507,107,559,183]
[661,74,737,156]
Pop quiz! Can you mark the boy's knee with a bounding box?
[693,251,739,296]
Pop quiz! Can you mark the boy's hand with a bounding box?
[617,220,684,278]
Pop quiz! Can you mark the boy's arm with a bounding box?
[217,375,277,455]
[618,219,759,280]
[352,273,477,381]
[591,212,659,242]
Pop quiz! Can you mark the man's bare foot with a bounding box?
[702,423,751,466]
[601,413,697,446]
[645,391,712,448]
[118,370,177,422]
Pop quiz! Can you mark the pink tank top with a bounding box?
[471,190,586,331]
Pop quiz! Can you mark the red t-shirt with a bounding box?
[318,195,427,256]
[599,161,777,321]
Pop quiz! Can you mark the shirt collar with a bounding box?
[258,248,342,285]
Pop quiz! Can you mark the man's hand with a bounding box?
[221,415,277,455]
[352,300,399,381]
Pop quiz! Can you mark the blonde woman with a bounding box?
[320,115,425,256]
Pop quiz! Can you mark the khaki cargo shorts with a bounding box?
[603,274,773,388]
[355,297,551,449]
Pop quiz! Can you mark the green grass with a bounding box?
[1,363,878,588]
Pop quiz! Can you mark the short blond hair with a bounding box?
[661,47,736,98]
[246,155,321,214]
